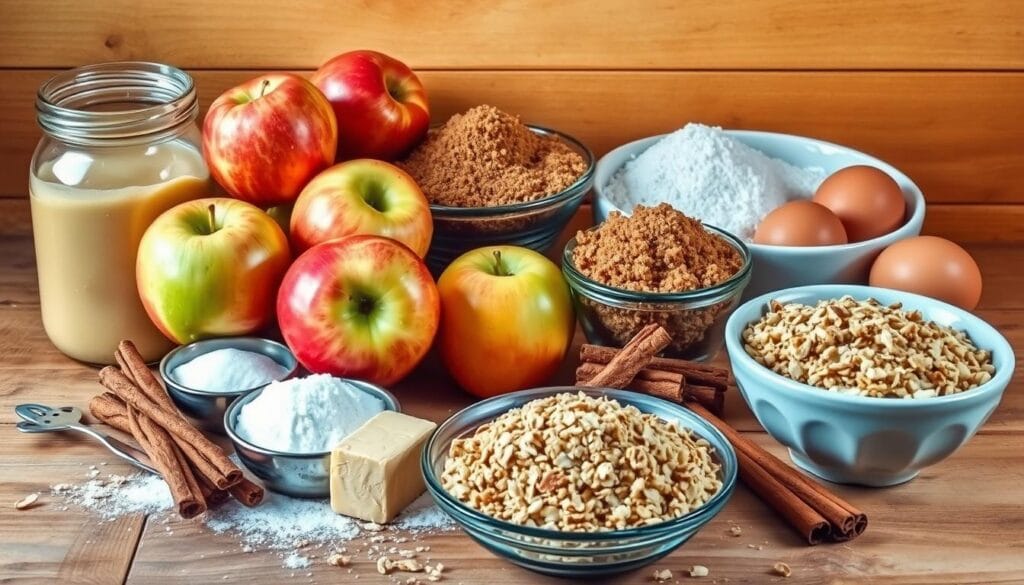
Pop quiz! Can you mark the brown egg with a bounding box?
[869,236,983,310]
[813,165,906,242]
[753,200,848,246]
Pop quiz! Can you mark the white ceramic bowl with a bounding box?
[592,131,926,299]
[725,285,1014,487]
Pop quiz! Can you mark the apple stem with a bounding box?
[258,79,270,98]
[207,203,217,233]
[492,250,511,277]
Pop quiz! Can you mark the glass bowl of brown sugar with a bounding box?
[397,106,594,273]
[562,204,752,361]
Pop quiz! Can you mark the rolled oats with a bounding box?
[742,296,994,398]
[440,392,722,532]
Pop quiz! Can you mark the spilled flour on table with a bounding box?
[52,472,455,569]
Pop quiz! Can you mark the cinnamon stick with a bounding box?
[733,443,831,544]
[687,401,867,541]
[93,393,231,509]
[117,340,176,411]
[89,393,131,434]
[91,387,232,490]
[579,324,672,389]
[99,366,242,488]
[198,476,230,508]
[229,478,266,507]
[575,363,725,416]
[127,406,205,519]
[576,362,683,401]
[581,344,731,393]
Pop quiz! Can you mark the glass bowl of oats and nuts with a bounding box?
[421,388,737,577]
[562,203,752,361]
[725,284,1014,487]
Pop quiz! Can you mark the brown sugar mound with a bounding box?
[398,105,587,207]
[572,203,744,293]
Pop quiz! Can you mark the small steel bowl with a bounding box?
[223,379,401,498]
[159,337,299,435]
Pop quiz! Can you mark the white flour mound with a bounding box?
[605,123,825,241]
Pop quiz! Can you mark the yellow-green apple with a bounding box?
[289,159,432,257]
[312,50,429,161]
[137,197,290,344]
[277,235,440,386]
[203,73,337,207]
[438,246,575,398]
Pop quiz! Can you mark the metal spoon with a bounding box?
[15,403,158,475]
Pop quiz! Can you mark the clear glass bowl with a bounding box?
[562,226,752,361]
[425,126,594,273]
[421,387,737,577]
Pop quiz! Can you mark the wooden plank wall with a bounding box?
[2,0,1023,240]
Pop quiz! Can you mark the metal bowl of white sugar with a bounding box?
[223,376,400,498]
[159,337,300,435]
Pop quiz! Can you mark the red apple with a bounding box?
[438,246,575,398]
[290,159,432,257]
[277,235,440,386]
[203,73,337,207]
[137,197,291,344]
[312,50,429,161]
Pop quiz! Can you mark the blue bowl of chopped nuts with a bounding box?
[421,387,737,577]
[726,285,1014,487]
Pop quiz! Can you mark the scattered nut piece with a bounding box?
[653,568,673,582]
[362,521,385,532]
[689,565,709,578]
[771,562,792,577]
[15,493,40,510]
[728,525,742,537]
[328,553,351,567]
[394,559,425,573]
[377,557,393,575]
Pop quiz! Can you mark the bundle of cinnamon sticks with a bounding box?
[89,340,263,518]
[578,324,867,544]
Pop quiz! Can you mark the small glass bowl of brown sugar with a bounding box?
[562,204,752,360]
[397,106,594,273]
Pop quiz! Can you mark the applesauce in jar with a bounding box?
[30,62,211,364]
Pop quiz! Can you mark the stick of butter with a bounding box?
[329,410,437,524]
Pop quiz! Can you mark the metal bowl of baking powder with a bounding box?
[223,379,400,498]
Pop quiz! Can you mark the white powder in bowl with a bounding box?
[235,374,385,453]
[605,123,825,241]
[171,348,290,393]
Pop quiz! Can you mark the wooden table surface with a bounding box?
[2,207,1022,585]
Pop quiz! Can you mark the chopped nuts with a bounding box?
[327,553,351,567]
[377,557,393,575]
[440,392,722,532]
[394,559,425,573]
[728,525,743,537]
[653,568,673,582]
[15,493,39,510]
[772,562,792,577]
[689,564,709,577]
[361,521,385,532]
[743,296,994,398]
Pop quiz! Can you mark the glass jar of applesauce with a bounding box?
[31,62,211,364]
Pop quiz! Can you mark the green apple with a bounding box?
[137,197,291,344]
